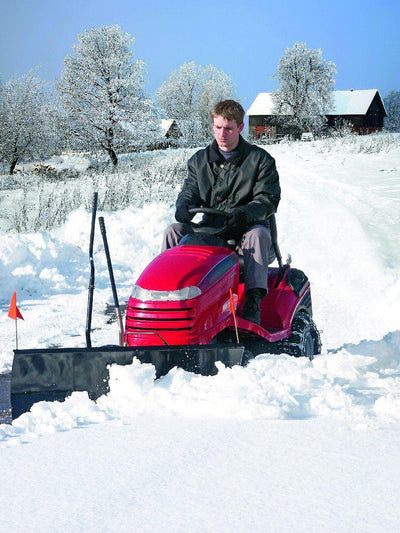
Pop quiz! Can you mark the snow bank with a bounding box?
[0,204,173,368]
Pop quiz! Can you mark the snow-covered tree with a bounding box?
[198,65,236,138]
[157,62,200,122]
[384,90,400,132]
[156,61,235,145]
[57,25,148,165]
[272,42,336,138]
[0,70,54,174]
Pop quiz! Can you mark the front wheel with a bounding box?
[276,312,321,360]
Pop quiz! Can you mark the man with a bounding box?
[162,100,281,325]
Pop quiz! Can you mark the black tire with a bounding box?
[275,311,321,360]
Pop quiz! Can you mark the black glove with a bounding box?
[175,204,193,224]
[226,209,245,233]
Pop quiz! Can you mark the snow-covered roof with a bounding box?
[328,90,382,115]
[160,119,176,134]
[247,90,385,116]
[246,93,275,115]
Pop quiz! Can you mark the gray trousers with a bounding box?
[161,223,272,293]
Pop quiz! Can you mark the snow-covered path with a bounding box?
[269,140,400,348]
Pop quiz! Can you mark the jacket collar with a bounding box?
[208,135,247,165]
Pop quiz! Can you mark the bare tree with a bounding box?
[272,42,336,138]
[57,25,148,165]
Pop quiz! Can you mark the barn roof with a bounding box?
[247,92,275,115]
[329,89,386,115]
[160,119,176,134]
[247,89,386,116]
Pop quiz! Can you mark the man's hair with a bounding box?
[211,100,245,126]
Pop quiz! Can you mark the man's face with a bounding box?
[212,115,244,152]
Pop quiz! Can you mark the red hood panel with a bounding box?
[136,245,235,291]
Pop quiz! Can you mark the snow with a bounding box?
[2,416,400,532]
[20,152,93,173]
[1,136,400,531]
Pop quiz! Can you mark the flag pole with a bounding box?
[15,319,18,350]
[229,289,240,344]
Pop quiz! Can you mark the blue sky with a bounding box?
[0,0,399,109]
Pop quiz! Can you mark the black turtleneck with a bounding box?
[218,144,240,162]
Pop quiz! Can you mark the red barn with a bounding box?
[247,89,387,139]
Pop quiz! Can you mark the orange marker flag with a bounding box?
[8,292,24,320]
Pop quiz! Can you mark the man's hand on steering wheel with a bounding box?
[175,204,193,224]
[226,208,246,234]
[176,206,247,238]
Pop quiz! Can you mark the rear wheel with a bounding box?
[276,312,321,360]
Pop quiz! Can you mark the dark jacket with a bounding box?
[176,136,281,231]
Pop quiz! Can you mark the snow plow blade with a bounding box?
[3,344,245,421]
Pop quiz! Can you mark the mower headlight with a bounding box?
[131,284,201,302]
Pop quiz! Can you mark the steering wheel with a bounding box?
[187,207,230,236]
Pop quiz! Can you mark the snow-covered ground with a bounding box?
[1,135,400,532]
